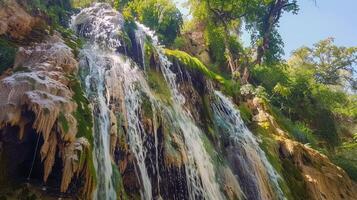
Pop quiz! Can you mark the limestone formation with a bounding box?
[279,138,357,200]
[0,34,92,195]
[0,1,39,39]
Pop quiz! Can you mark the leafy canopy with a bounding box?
[120,0,183,45]
[289,38,357,90]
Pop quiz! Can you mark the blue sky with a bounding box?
[175,0,357,58]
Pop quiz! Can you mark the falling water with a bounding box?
[78,45,117,200]
[71,3,286,200]
[73,4,160,199]
[135,23,225,200]
[212,91,286,200]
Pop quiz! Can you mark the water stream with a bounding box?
[72,3,286,200]
[212,91,285,200]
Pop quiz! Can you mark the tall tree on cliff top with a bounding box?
[192,0,299,83]
[247,0,299,65]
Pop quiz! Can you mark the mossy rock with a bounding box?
[0,37,17,74]
[146,69,172,104]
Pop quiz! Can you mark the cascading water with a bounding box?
[134,23,225,200]
[71,3,287,200]
[72,4,161,199]
[212,91,286,200]
[79,45,117,200]
[71,4,124,200]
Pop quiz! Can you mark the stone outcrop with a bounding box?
[0,34,93,197]
[279,139,357,200]
[248,96,357,200]
[0,0,39,39]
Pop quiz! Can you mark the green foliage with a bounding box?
[251,64,289,92]
[172,36,188,50]
[121,0,183,45]
[238,104,253,123]
[273,83,291,98]
[204,24,226,67]
[71,0,95,8]
[332,143,357,181]
[270,106,317,147]
[0,37,17,74]
[252,58,345,148]
[290,38,357,89]
[244,0,298,64]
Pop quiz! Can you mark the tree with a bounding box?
[246,0,299,65]
[189,0,298,84]
[290,38,357,90]
[120,0,183,45]
[203,0,260,78]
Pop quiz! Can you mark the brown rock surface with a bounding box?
[279,138,357,200]
[0,34,93,195]
[0,1,39,39]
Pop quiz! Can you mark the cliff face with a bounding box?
[0,1,39,39]
[249,97,357,200]
[0,2,356,200]
[279,139,357,200]
[0,2,94,199]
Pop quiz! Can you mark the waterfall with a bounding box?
[71,3,286,200]
[79,45,117,200]
[134,23,225,200]
[73,4,161,199]
[212,91,286,200]
[71,4,123,200]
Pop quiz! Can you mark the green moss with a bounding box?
[69,75,94,145]
[253,124,297,200]
[141,93,153,118]
[0,37,17,74]
[281,158,309,200]
[112,163,129,200]
[68,75,97,187]
[147,69,172,104]
[332,156,357,181]
[164,49,240,97]
[164,49,227,85]
[201,134,224,167]
[238,104,253,124]
[202,95,218,141]
[56,26,84,57]
[58,112,70,133]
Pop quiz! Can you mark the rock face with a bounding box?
[0,1,39,39]
[1,2,356,200]
[279,139,357,200]
[248,96,357,200]
[0,34,93,198]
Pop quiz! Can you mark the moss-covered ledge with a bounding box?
[164,49,240,97]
